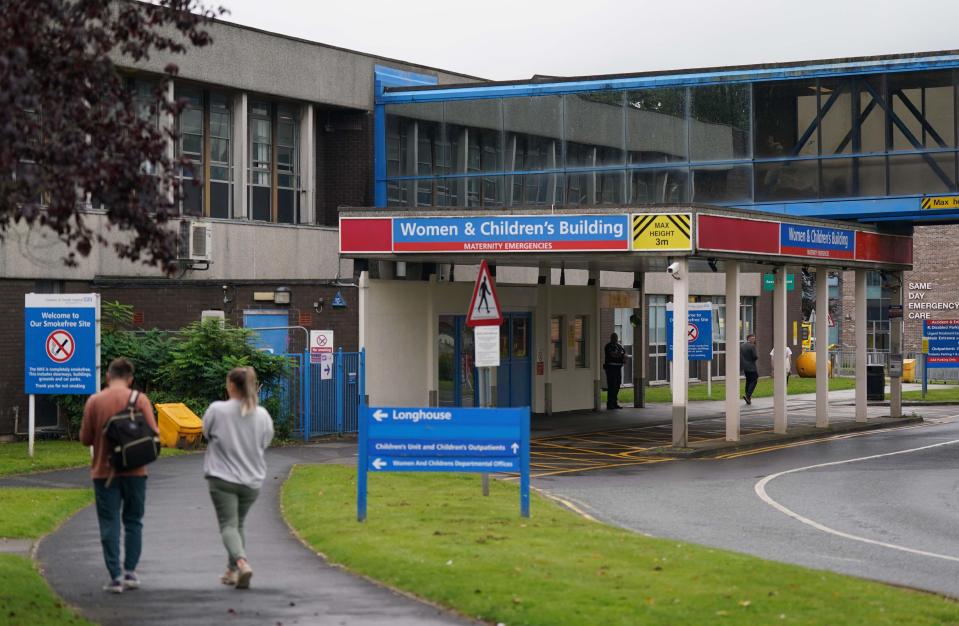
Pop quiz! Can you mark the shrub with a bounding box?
[55,303,289,439]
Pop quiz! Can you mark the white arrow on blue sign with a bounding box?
[357,406,531,521]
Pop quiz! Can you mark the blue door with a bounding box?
[243,310,289,354]
[439,314,531,409]
[496,313,532,408]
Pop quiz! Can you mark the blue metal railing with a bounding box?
[283,348,365,439]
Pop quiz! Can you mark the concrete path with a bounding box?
[4,445,471,626]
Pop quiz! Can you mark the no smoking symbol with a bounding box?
[316,335,328,347]
[687,323,698,342]
[46,330,75,364]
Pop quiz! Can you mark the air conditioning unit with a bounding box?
[179,220,213,262]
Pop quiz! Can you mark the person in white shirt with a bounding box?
[770,346,794,382]
[202,366,274,590]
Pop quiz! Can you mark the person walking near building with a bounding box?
[770,345,794,383]
[741,334,759,405]
[604,333,626,410]
[203,367,274,590]
[79,357,158,593]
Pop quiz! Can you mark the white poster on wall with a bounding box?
[474,325,501,368]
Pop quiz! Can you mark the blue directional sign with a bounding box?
[358,406,530,521]
[924,319,959,366]
[24,293,99,395]
[666,303,713,362]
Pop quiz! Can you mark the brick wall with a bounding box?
[838,225,959,355]
[315,107,373,226]
[902,224,959,353]
[0,279,359,436]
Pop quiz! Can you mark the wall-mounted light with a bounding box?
[707,258,718,273]
[274,286,291,305]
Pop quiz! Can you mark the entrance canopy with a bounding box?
[339,205,912,272]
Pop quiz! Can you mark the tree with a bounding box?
[0,0,225,273]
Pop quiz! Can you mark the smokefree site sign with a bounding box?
[24,293,100,395]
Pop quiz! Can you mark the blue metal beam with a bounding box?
[861,80,954,188]
[791,86,843,157]
[380,54,959,104]
[893,89,949,148]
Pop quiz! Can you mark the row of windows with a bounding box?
[125,81,303,224]
[386,151,959,208]
[385,69,959,207]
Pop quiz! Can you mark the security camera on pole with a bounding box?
[466,260,503,496]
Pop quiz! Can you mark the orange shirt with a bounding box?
[79,385,158,480]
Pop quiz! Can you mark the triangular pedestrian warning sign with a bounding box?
[466,260,503,327]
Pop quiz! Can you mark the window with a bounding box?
[248,101,301,223]
[740,297,756,340]
[276,105,299,223]
[177,88,204,216]
[173,88,234,218]
[647,295,668,383]
[630,168,688,203]
[209,94,232,219]
[249,101,272,221]
[564,91,625,168]
[550,316,564,369]
[689,84,751,162]
[573,316,588,368]
[626,88,687,163]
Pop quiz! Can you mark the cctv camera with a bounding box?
[666,262,681,279]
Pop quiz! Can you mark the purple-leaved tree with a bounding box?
[0,0,225,273]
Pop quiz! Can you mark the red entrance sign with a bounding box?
[46,330,75,364]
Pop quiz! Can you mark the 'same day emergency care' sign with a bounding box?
[24,293,100,395]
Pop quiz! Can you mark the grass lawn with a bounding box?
[903,388,959,402]
[0,555,93,626]
[0,488,93,539]
[0,487,94,626]
[0,439,188,478]
[283,466,959,626]
[605,376,857,404]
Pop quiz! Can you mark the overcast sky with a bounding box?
[218,0,959,80]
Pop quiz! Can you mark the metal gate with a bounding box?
[278,348,366,440]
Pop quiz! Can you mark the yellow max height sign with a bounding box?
[921,196,959,210]
[632,213,692,251]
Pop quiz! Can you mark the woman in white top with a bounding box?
[770,346,794,382]
[202,366,274,590]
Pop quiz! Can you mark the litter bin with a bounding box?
[903,359,916,383]
[867,365,885,401]
[156,403,204,450]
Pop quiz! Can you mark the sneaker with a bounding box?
[235,559,253,590]
[221,569,238,586]
[743,395,751,406]
[103,579,124,594]
[122,572,140,590]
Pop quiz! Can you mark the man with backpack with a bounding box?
[80,357,160,593]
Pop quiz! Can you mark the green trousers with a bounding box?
[207,477,260,569]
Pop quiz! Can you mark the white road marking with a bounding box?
[755,437,959,563]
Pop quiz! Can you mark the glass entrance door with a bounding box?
[438,313,531,408]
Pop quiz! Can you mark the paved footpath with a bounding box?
[2,444,471,626]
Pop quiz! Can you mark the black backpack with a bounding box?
[103,390,161,474]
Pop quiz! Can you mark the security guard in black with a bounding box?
[604,333,626,410]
